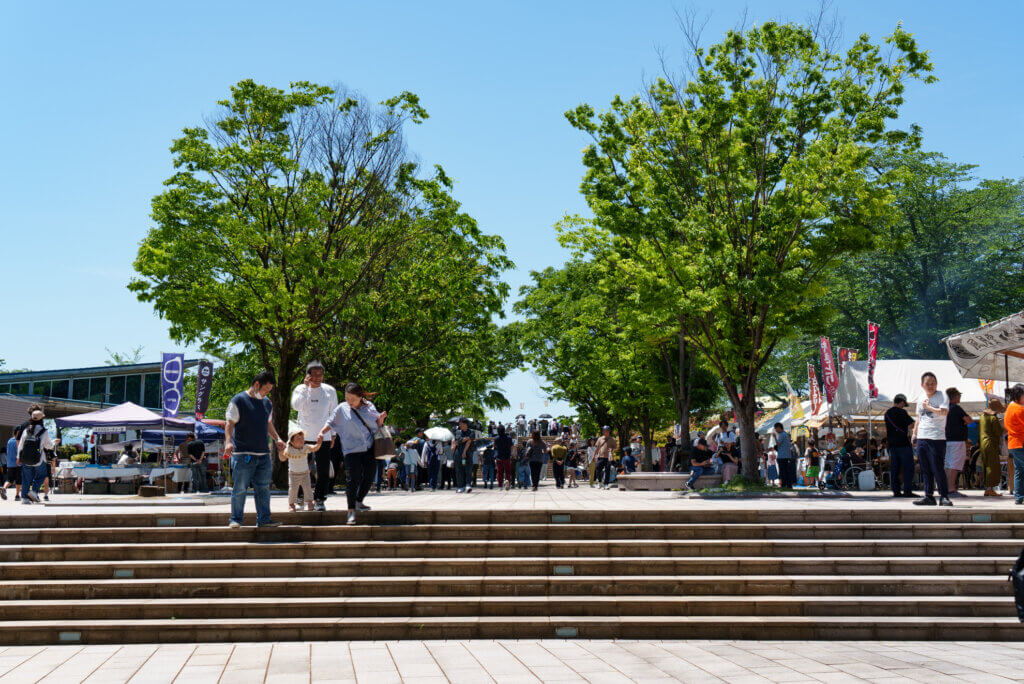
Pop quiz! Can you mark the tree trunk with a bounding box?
[641,422,655,472]
[733,390,759,479]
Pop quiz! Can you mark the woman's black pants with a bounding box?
[343,449,375,510]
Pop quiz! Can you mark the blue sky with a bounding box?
[2,0,1022,422]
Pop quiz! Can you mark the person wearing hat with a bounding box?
[884,394,916,497]
[17,409,56,504]
[979,398,1005,497]
[291,360,338,511]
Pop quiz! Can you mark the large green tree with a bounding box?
[131,80,514,446]
[564,20,935,474]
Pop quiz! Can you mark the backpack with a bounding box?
[1009,547,1024,622]
[20,424,46,466]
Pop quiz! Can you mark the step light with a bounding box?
[551,514,571,523]
[555,627,578,637]
[114,569,134,578]
[553,565,574,575]
[58,632,81,642]
[157,518,176,527]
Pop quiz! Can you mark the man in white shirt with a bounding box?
[912,371,952,507]
[291,360,339,511]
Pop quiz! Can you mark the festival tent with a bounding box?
[831,359,1006,416]
[140,419,224,446]
[944,310,1024,382]
[756,400,831,435]
[55,402,195,430]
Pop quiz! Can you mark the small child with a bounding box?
[279,429,321,512]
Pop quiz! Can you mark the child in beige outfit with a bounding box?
[280,429,321,511]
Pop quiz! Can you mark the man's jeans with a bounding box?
[230,453,272,525]
[21,463,47,499]
[1011,448,1024,503]
[916,438,948,498]
[190,462,208,493]
[890,446,915,495]
[482,462,496,486]
[516,461,532,488]
[687,465,709,488]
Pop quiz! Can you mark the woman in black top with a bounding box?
[525,431,549,491]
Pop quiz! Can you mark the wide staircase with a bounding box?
[1,507,1022,644]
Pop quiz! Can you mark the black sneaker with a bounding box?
[938,496,953,506]
[258,520,282,528]
[356,502,371,511]
[912,496,936,506]
[0,488,6,500]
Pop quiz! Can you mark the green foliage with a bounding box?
[105,346,145,366]
[70,454,91,463]
[825,151,1024,358]
[564,20,934,473]
[130,80,515,438]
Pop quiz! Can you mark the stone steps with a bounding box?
[0,595,1013,620]
[4,538,1023,562]
[4,508,1021,528]
[1,615,1021,645]
[6,522,1024,545]
[0,575,1007,600]
[2,508,1022,644]
[1,556,1014,580]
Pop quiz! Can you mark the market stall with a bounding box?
[944,310,1024,383]
[832,359,1007,415]
[55,402,196,493]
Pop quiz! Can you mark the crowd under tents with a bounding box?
[944,310,1024,383]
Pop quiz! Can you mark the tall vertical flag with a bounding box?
[808,363,823,415]
[194,360,214,419]
[782,374,804,418]
[820,337,839,403]
[978,377,994,397]
[160,353,185,418]
[867,322,880,398]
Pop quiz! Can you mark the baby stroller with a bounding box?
[823,452,847,490]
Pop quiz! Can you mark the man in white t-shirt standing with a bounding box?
[912,371,952,506]
[291,360,339,511]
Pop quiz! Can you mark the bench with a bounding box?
[616,472,724,491]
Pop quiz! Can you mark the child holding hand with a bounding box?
[280,429,321,512]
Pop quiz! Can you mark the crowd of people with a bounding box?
[682,373,1024,507]
[7,362,1024,527]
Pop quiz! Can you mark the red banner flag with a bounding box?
[837,347,851,376]
[808,363,823,415]
[820,337,839,403]
[867,322,880,398]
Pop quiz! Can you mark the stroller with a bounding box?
[823,452,847,490]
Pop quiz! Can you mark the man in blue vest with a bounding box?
[224,370,287,528]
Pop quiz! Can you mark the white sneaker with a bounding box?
[27,491,41,503]
[346,511,357,525]
[466,487,472,493]
[228,521,241,529]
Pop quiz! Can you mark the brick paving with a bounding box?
[1,640,1023,683]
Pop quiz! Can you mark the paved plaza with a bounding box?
[2,639,1024,683]
[3,485,1023,516]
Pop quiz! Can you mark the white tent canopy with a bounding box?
[832,359,1007,415]
[944,310,1024,382]
[757,400,831,435]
